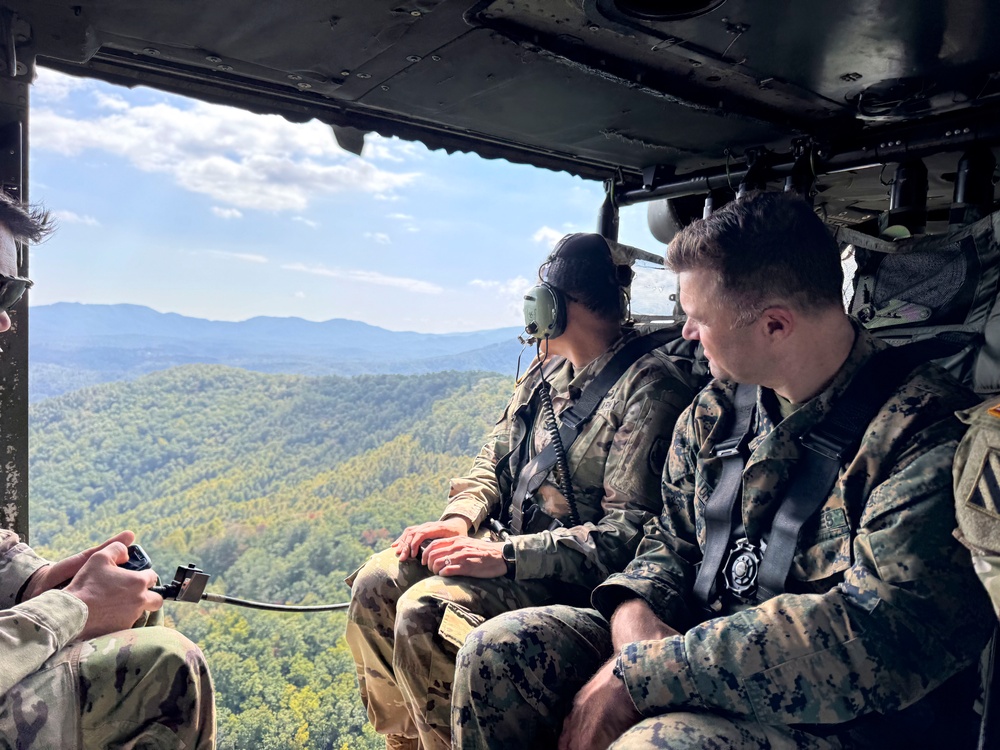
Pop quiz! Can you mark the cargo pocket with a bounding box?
[790,507,852,582]
[437,602,486,650]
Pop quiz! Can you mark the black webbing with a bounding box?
[754,336,967,602]
[509,328,681,534]
[691,382,757,607]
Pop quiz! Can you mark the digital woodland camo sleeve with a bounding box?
[595,410,993,725]
[0,530,88,697]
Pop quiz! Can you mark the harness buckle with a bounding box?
[714,435,748,458]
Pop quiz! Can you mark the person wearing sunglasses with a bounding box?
[0,194,216,750]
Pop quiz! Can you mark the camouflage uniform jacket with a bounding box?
[0,529,88,697]
[593,325,993,725]
[444,329,699,592]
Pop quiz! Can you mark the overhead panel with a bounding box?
[7,0,1000,188]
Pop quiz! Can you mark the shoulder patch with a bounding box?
[988,404,1000,419]
[648,435,670,475]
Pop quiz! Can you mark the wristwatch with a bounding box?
[502,541,516,579]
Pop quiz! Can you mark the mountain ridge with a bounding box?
[29,303,525,400]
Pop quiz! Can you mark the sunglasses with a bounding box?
[0,274,32,314]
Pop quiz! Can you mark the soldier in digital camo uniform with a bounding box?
[345,233,702,750]
[0,196,215,750]
[452,192,994,750]
[954,397,1000,619]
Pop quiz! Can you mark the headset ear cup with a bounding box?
[523,282,566,339]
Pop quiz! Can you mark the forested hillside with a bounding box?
[30,365,512,750]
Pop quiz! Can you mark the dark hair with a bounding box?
[0,191,52,243]
[667,192,843,325]
[542,233,632,322]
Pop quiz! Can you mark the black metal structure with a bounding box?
[3,3,1000,523]
[0,59,28,539]
[6,1,1000,214]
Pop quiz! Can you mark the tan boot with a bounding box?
[385,734,420,750]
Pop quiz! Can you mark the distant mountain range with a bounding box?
[29,303,524,401]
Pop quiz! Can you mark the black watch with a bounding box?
[502,541,516,579]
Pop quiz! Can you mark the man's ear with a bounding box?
[761,306,795,340]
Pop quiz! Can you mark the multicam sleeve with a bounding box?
[441,394,517,533]
[512,363,697,589]
[0,530,88,697]
[615,435,994,724]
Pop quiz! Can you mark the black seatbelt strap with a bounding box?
[509,327,682,534]
[754,336,967,602]
[691,382,757,607]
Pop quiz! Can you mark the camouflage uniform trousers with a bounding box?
[345,546,553,750]
[451,605,844,750]
[0,627,215,750]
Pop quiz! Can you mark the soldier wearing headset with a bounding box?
[345,232,703,750]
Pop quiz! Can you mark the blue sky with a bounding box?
[28,67,674,333]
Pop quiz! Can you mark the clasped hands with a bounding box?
[391,518,507,578]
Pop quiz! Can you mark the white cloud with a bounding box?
[364,135,424,163]
[387,212,419,233]
[293,216,319,229]
[32,72,420,212]
[94,92,130,111]
[32,69,90,103]
[532,226,564,248]
[629,265,678,317]
[364,231,391,245]
[294,291,306,299]
[469,275,531,319]
[211,206,243,220]
[282,262,442,294]
[210,250,268,264]
[52,210,100,226]
[470,277,531,295]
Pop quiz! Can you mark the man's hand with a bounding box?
[22,530,136,600]
[63,541,163,641]
[422,536,507,578]
[558,657,642,750]
[610,597,679,650]
[392,517,470,562]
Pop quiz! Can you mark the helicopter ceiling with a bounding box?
[8,1,1000,219]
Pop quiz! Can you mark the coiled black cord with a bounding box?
[537,345,582,526]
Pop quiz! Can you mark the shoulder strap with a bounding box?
[508,328,681,533]
[691,382,758,607]
[754,336,966,602]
